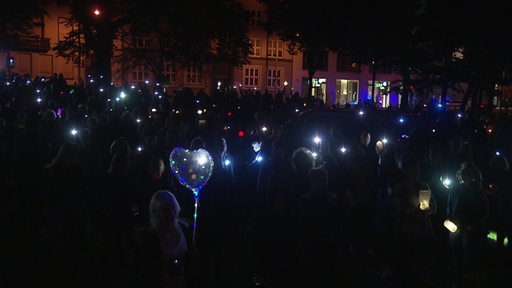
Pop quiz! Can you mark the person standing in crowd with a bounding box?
[446,161,490,287]
[134,190,196,288]
[260,146,315,287]
[389,153,437,287]
[296,166,344,287]
[41,141,90,287]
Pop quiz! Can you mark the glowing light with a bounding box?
[487,231,498,241]
[93,8,101,16]
[252,141,261,152]
[419,189,431,210]
[496,151,500,156]
[444,220,458,233]
[196,155,207,165]
[120,91,126,99]
[441,176,452,189]
[70,128,78,136]
[224,159,231,166]
[340,146,346,153]
[261,126,268,132]
[359,110,364,116]
[313,136,322,144]
[137,146,143,152]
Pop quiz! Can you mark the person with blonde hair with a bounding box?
[135,190,195,288]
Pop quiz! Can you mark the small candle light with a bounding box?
[419,189,431,210]
[444,219,458,233]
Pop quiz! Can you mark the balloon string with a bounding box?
[192,189,199,244]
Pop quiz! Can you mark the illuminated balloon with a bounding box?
[169,146,214,243]
[169,146,214,195]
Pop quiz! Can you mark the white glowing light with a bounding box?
[340,147,346,153]
[444,220,458,233]
[252,141,261,152]
[71,129,78,136]
[441,176,452,189]
[196,155,207,165]
[120,91,126,99]
[313,136,322,144]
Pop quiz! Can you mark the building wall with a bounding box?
[238,0,403,108]
[2,1,405,108]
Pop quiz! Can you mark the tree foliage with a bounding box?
[1,1,50,38]
[52,0,251,84]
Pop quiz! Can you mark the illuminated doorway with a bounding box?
[368,81,391,108]
[336,79,359,106]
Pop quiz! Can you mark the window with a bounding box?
[336,79,359,105]
[249,9,262,27]
[267,39,284,59]
[163,62,178,85]
[132,65,149,83]
[185,66,202,85]
[250,38,262,57]
[368,80,391,107]
[336,52,361,72]
[267,67,283,88]
[242,65,260,88]
[131,32,151,49]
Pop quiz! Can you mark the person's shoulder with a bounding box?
[178,218,194,243]
[178,218,193,231]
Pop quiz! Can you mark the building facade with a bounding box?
[1,1,406,109]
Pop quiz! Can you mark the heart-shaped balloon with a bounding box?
[169,146,214,196]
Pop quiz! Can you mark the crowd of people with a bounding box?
[1,73,512,287]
